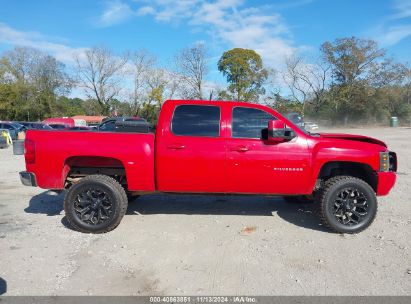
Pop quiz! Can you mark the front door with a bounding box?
[156,104,227,193]
[226,106,311,195]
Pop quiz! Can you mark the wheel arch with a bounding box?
[317,161,378,192]
[63,156,128,190]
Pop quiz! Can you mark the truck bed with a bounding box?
[25,130,155,191]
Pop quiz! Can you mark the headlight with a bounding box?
[380,152,389,172]
[380,151,397,172]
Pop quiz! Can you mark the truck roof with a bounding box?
[164,99,259,106]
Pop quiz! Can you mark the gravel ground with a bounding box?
[0,127,410,296]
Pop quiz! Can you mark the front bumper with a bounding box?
[376,171,396,196]
[19,171,37,187]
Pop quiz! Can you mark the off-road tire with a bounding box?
[318,176,377,234]
[64,174,128,233]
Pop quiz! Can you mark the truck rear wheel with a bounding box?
[64,175,128,233]
[318,176,377,234]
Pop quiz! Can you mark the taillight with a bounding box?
[25,139,36,164]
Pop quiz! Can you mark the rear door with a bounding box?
[156,104,227,192]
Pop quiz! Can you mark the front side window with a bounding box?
[232,107,276,139]
[99,120,116,131]
[171,105,220,137]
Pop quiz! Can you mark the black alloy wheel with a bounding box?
[318,176,377,234]
[74,188,114,225]
[64,175,128,233]
[333,187,369,226]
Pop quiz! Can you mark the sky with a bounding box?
[1,0,411,88]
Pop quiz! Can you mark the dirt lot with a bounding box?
[0,127,410,296]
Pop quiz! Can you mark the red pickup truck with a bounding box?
[20,100,397,234]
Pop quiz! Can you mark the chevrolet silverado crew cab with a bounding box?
[20,100,397,234]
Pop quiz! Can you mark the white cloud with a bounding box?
[273,0,314,10]
[370,0,411,46]
[378,24,411,46]
[130,0,301,68]
[93,1,316,69]
[390,0,411,20]
[0,23,87,64]
[192,4,295,66]
[132,0,203,22]
[97,0,134,27]
[136,6,155,16]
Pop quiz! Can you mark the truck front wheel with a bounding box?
[64,175,128,233]
[318,176,377,234]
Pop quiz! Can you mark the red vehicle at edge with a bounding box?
[43,118,75,129]
[20,100,397,234]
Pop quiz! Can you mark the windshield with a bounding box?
[38,124,53,130]
[11,122,24,130]
[49,124,66,129]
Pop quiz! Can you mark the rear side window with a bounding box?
[171,105,220,137]
[232,107,276,138]
[2,124,14,130]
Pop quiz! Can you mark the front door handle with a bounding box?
[231,145,249,152]
[168,144,186,150]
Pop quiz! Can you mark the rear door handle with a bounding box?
[168,144,186,150]
[231,145,249,152]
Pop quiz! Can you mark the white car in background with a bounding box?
[304,121,319,131]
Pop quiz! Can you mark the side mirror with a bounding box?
[267,120,286,142]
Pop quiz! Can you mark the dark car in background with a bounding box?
[0,122,25,140]
[18,122,53,130]
[68,126,93,131]
[98,117,152,133]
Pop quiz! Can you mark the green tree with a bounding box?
[109,98,133,116]
[54,97,86,117]
[0,83,18,119]
[0,46,71,120]
[136,85,164,124]
[218,48,268,101]
[321,37,385,85]
[268,93,303,115]
[82,99,103,116]
[321,37,408,123]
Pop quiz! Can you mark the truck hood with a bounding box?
[319,133,387,148]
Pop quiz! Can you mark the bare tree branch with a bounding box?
[75,46,128,114]
[283,55,331,114]
[174,44,208,99]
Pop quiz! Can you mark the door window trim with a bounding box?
[231,106,277,140]
[170,104,222,138]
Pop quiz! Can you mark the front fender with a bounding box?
[307,139,384,192]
